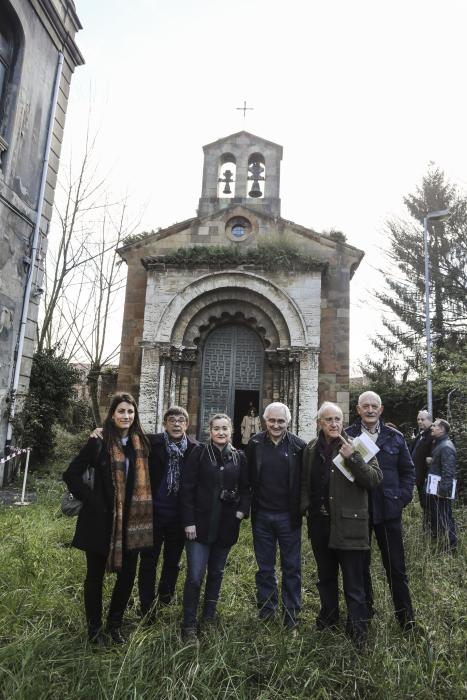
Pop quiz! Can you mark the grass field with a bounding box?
[0,473,465,700]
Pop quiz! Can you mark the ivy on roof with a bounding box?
[143,241,326,272]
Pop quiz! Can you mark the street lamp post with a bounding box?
[423,208,450,416]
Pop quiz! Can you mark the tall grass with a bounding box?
[0,475,465,700]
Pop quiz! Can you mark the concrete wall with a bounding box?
[0,0,83,452]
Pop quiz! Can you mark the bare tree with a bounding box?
[39,126,107,354]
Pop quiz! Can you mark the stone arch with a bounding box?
[155,271,308,347]
[171,288,286,348]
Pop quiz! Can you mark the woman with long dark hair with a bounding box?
[180,413,251,643]
[63,392,153,645]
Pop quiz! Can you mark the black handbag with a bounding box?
[61,466,95,516]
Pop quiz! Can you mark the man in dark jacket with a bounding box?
[138,406,199,617]
[409,410,433,530]
[346,391,415,631]
[426,419,457,552]
[301,401,383,647]
[246,401,306,629]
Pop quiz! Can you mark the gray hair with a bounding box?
[358,390,382,406]
[418,410,433,421]
[435,418,450,434]
[317,401,343,420]
[263,402,291,423]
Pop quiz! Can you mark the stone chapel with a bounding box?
[117,131,363,442]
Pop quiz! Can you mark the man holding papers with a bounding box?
[426,419,457,553]
[346,391,416,632]
[301,402,382,649]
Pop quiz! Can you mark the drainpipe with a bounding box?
[5,52,64,451]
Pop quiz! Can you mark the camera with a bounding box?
[219,488,240,504]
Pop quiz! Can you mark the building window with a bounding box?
[0,1,22,163]
[226,216,252,242]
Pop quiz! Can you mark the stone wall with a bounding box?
[0,0,83,451]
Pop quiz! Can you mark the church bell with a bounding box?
[248,181,263,198]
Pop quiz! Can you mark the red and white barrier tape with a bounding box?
[0,448,28,464]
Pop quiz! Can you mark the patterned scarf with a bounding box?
[163,431,188,494]
[107,433,153,572]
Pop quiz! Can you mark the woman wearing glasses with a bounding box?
[179,413,251,643]
[138,406,199,620]
[300,402,382,650]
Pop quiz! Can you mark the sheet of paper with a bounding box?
[426,473,457,499]
[332,433,380,482]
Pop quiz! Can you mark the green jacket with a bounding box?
[300,435,383,550]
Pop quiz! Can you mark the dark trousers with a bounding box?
[252,510,301,622]
[138,521,185,613]
[364,519,414,626]
[182,540,230,628]
[417,484,430,531]
[84,550,139,629]
[309,517,368,642]
[427,495,457,551]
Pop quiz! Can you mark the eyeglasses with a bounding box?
[166,417,187,425]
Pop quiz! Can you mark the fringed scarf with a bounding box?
[107,433,153,572]
[163,431,188,495]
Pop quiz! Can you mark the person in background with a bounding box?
[138,406,199,620]
[247,401,306,630]
[426,419,457,553]
[409,410,433,531]
[301,402,382,648]
[180,413,250,643]
[346,391,416,632]
[241,406,261,446]
[63,393,153,645]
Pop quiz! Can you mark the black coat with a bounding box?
[147,432,199,515]
[180,444,251,548]
[246,431,306,529]
[346,420,415,525]
[63,438,115,556]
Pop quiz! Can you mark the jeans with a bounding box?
[182,540,231,628]
[364,519,414,627]
[252,510,301,623]
[309,516,368,642]
[427,495,457,551]
[138,521,185,613]
[84,550,138,629]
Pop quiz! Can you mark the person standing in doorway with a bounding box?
[241,407,261,446]
[346,391,416,632]
[246,401,306,629]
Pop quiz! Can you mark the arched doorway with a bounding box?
[199,324,264,443]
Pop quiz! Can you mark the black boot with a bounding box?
[107,613,127,644]
[88,623,106,647]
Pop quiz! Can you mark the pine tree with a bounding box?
[367,165,467,379]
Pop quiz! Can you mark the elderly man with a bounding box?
[301,402,382,648]
[410,410,433,529]
[426,419,457,552]
[346,391,415,631]
[246,401,306,629]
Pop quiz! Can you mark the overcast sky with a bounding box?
[60,0,467,371]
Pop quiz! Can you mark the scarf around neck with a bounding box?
[164,431,188,494]
[107,433,153,572]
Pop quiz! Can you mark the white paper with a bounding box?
[426,473,457,499]
[332,433,380,482]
